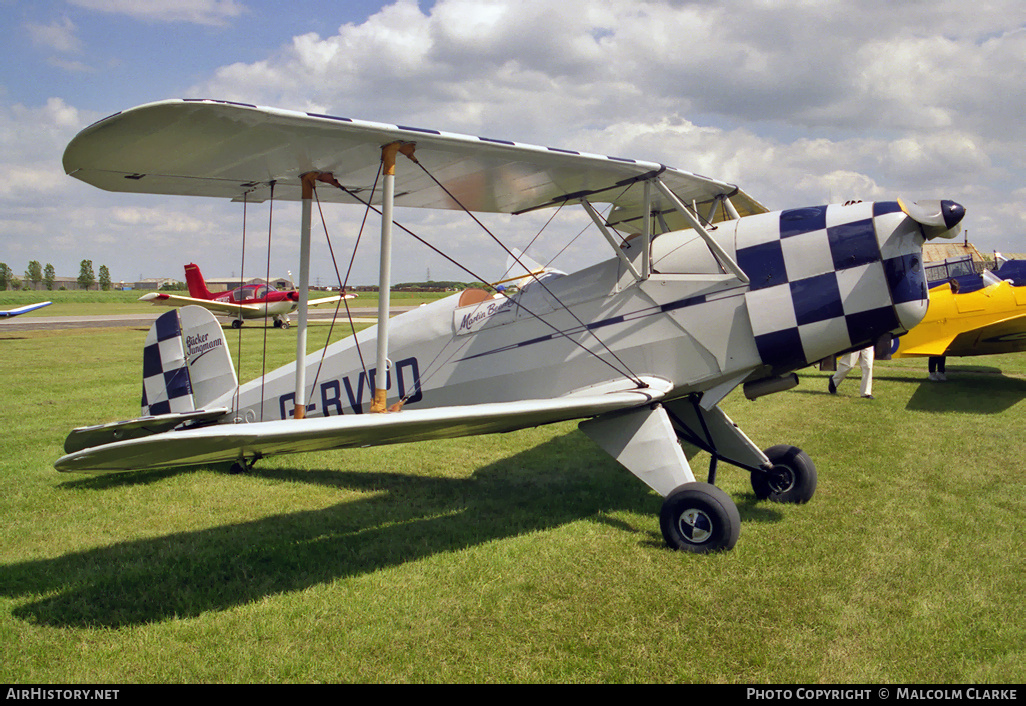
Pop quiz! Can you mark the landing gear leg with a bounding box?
[229,457,256,475]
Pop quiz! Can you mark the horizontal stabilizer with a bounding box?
[63,408,230,454]
[55,385,668,473]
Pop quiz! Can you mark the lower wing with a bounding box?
[943,313,1026,356]
[307,293,357,307]
[139,292,263,317]
[55,383,669,473]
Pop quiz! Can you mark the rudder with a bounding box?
[142,306,237,415]
[184,263,214,300]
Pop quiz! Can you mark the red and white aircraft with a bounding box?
[139,263,354,329]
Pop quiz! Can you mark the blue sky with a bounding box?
[3,0,1026,286]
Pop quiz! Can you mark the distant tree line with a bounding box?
[0,259,113,290]
[356,280,483,292]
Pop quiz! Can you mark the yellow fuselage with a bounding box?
[892,280,1026,357]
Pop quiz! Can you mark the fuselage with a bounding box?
[186,262,299,319]
[209,284,299,319]
[892,277,1026,357]
[219,200,933,423]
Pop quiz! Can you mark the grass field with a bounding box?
[1,312,1024,683]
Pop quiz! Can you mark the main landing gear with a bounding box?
[657,444,817,553]
[579,396,818,554]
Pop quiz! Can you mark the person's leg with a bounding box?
[859,348,874,397]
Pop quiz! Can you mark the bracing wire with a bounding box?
[497,201,565,281]
[258,181,274,422]
[307,167,380,401]
[407,158,646,388]
[233,193,248,423]
[329,180,646,390]
[545,186,633,269]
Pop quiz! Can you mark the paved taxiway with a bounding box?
[0,306,419,332]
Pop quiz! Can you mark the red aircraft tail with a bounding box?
[184,263,214,300]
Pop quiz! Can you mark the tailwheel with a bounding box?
[659,482,740,553]
[229,458,255,475]
[751,445,817,503]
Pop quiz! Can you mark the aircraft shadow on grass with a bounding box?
[798,367,1026,414]
[901,370,1026,415]
[5,432,781,628]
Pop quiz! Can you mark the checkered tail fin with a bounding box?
[141,306,238,416]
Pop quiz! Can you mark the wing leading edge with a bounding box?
[63,99,763,225]
[139,291,351,316]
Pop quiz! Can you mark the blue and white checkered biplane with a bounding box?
[55,99,966,552]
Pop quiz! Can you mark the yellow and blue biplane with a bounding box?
[891,255,1026,362]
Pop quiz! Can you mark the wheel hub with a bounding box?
[678,508,713,544]
[767,465,795,494]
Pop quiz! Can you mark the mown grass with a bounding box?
[0,320,1023,683]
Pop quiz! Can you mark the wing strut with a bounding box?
[652,179,750,285]
[296,171,348,419]
[372,142,416,413]
[580,198,644,281]
[295,174,316,419]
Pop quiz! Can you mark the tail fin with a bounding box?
[142,306,237,416]
[184,263,214,300]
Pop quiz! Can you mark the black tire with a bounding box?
[231,320,242,329]
[660,482,740,553]
[751,445,817,503]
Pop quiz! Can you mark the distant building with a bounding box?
[22,276,94,291]
[199,276,292,292]
[132,278,179,291]
[922,241,986,265]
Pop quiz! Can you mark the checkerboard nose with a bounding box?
[737,200,944,373]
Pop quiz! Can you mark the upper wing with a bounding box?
[55,385,667,472]
[63,99,763,227]
[0,301,52,318]
[139,292,264,316]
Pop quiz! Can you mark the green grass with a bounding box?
[1,321,1024,683]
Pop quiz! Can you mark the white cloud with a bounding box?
[67,0,247,26]
[12,0,1026,281]
[25,17,82,53]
